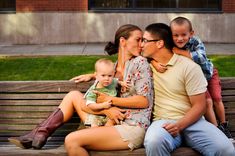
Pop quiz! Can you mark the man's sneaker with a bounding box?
[218,122,234,142]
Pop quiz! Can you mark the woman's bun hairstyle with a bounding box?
[104,42,118,55]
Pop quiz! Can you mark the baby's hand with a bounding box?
[100,100,112,109]
[119,81,131,93]
[151,60,167,73]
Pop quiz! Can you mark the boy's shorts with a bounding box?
[206,68,222,102]
[114,123,145,151]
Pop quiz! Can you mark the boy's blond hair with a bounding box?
[95,58,114,72]
[170,17,193,32]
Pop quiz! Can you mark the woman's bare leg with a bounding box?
[65,126,129,156]
[58,90,87,122]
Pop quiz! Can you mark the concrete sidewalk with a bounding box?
[0,43,234,56]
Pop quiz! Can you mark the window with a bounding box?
[89,0,221,12]
[0,0,16,13]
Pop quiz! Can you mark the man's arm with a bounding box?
[177,92,206,130]
[163,93,206,136]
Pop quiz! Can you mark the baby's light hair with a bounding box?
[95,58,114,72]
[170,16,193,32]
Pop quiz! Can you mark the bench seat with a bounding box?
[0,78,235,156]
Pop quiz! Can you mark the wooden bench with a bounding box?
[0,78,235,156]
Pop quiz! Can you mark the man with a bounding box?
[141,23,235,156]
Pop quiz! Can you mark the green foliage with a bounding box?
[0,55,234,80]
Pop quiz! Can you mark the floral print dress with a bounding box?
[115,56,153,130]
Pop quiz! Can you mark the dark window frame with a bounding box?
[88,0,222,13]
[0,0,16,14]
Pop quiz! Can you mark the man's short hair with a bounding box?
[145,23,174,50]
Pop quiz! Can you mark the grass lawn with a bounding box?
[0,55,234,80]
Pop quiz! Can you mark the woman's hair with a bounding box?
[105,24,141,55]
[145,23,174,50]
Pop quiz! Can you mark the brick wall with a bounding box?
[223,0,235,13]
[16,0,88,12]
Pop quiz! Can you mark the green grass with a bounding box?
[0,55,234,80]
[209,55,235,77]
[0,55,117,80]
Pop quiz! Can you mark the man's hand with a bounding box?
[103,107,126,124]
[70,73,94,83]
[162,122,181,137]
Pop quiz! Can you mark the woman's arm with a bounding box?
[81,102,126,124]
[70,73,95,83]
[94,91,148,108]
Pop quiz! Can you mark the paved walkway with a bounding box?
[0,43,234,56]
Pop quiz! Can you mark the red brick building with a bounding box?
[0,0,235,44]
[8,0,234,13]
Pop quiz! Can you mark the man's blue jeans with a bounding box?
[144,118,235,156]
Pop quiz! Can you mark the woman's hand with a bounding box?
[103,107,126,124]
[70,73,95,83]
[93,90,112,103]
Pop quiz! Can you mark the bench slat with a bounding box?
[222,90,235,96]
[221,78,235,89]
[0,81,92,93]
[0,100,62,106]
[0,117,80,124]
[0,94,66,100]
[0,105,59,111]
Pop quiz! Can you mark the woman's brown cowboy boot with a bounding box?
[8,108,64,149]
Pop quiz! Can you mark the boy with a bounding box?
[151,16,233,140]
[84,58,129,127]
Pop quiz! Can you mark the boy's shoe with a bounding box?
[218,122,234,142]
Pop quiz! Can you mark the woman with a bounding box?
[9,24,153,155]
[65,24,153,155]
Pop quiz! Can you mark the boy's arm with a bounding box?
[150,59,167,73]
[172,47,192,59]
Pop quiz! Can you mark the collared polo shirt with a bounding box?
[151,54,207,120]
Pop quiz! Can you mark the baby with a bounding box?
[84,58,130,127]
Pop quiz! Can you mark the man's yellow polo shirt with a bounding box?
[151,54,207,120]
